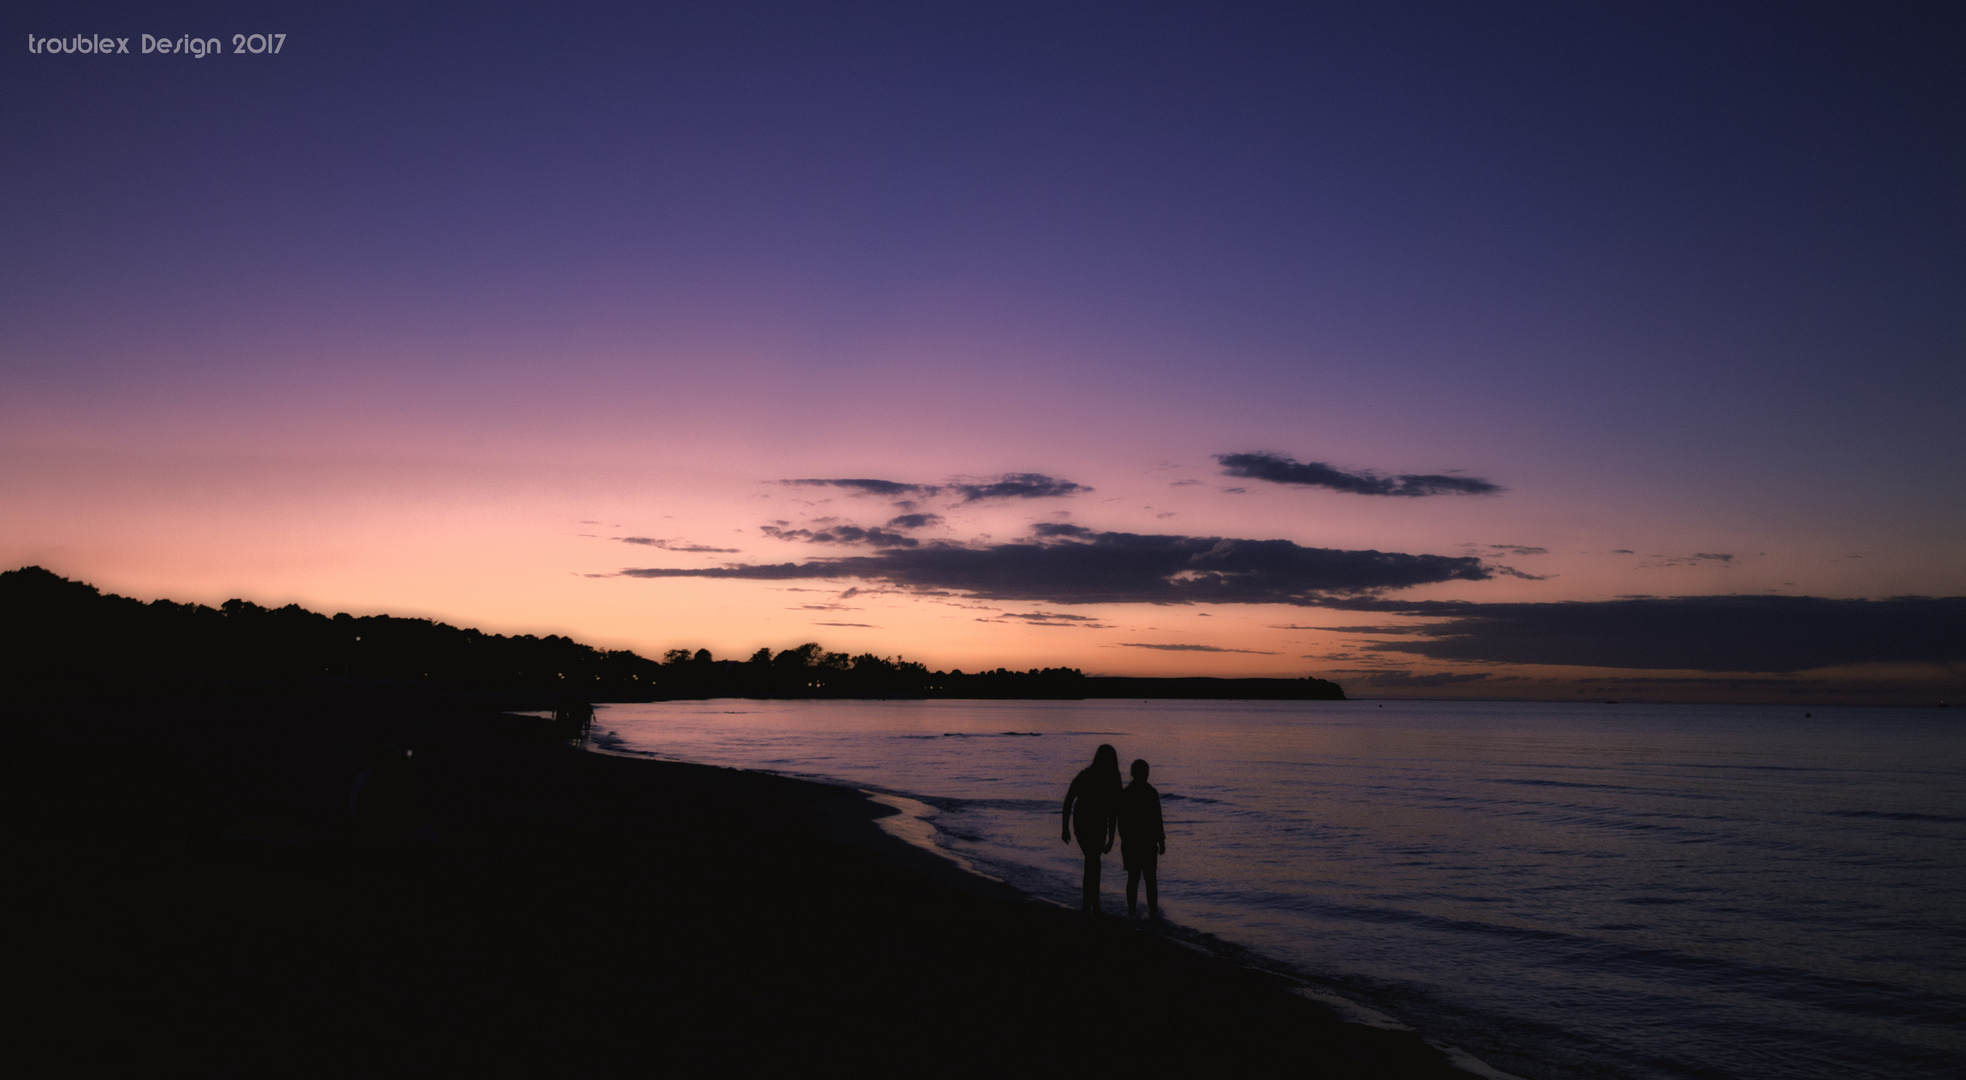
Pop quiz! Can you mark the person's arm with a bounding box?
[1102,783,1118,853]
[1061,777,1078,843]
[1155,792,1167,854]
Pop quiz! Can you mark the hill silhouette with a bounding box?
[0,566,1342,701]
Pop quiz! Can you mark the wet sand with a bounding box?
[13,690,1477,1076]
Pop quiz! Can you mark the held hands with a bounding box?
[1157,840,1167,855]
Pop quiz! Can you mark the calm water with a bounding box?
[587,698,1965,1080]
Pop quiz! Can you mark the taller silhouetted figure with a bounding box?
[1118,758,1167,919]
[1062,744,1122,914]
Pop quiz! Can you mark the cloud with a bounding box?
[1637,552,1736,568]
[761,524,919,548]
[949,473,1090,501]
[1320,595,1966,673]
[620,527,1492,606]
[813,622,878,628]
[885,513,943,530]
[1489,544,1548,556]
[1490,565,1551,580]
[1217,452,1502,497]
[1360,670,1493,687]
[1313,625,1426,635]
[978,611,1114,629]
[785,478,933,496]
[1118,643,1278,655]
[617,537,742,553]
[783,474,1089,502]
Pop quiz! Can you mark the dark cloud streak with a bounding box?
[948,473,1089,501]
[784,474,1089,502]
[1118,643,1278,655]
[618,537,741,553]
[1325,595,1966,672]
[761,524,919,548]
[1360,671,1492,687]
[786,478,931,496]
[620,528,1491,605]
[1217,452,1501,497]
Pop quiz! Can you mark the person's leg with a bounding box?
[1144,867,1158,918]
[1082,850,1100,914]
[1126,868,1141,916]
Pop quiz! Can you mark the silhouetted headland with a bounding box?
[2,566,1343,701]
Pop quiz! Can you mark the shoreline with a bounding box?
[850,779,1528,1080]
[13,688,1482,1075]
[585,712,1525,1079]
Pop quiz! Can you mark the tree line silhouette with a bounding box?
[1,566,1342,701]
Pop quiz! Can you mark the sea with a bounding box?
[584,698,1964,1080]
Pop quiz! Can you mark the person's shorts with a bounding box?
[1121,841,1157,872]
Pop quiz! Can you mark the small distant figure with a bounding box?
[553,701,595,743]
[1118,759,1167,919]
[1061,744,1123,915]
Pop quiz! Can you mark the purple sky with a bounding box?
[6,1,1962,702]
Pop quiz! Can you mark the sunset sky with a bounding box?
[6,2,1962,702]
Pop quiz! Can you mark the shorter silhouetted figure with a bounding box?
[1062,744,1123,915]
[1118,759,1166,919]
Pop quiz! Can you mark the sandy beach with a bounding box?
[12,687,1477,1076]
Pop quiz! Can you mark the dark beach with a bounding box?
[14,687,1477,1076]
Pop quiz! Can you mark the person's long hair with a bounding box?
[1088,743,1123,799]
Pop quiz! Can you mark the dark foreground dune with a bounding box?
[12,688,1475,1077]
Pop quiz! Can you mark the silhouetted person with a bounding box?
[1118,759,1166,919]
[1061,744,1122,914]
